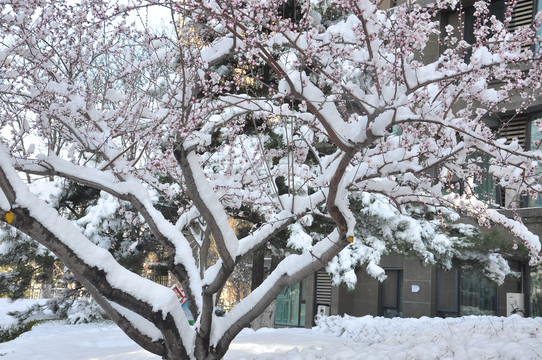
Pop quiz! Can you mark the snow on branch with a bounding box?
[0,148,195,351]
[1,0,542,358]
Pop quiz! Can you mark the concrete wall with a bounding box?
[334,270,380,317]
[397,258,436,318]
[304,273,316,327]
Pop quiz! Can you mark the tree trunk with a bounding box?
[250,300,276,330]
[251,250,265,291]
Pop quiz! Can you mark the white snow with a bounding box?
[105,89,127,102]
[2,302,542,360]
[201,37,234,65]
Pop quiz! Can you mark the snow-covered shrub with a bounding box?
[66,300,107,324]
[0,320,42,343]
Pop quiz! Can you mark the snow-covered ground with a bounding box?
[2,299,542,359]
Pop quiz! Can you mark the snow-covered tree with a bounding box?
[1,0,542,359]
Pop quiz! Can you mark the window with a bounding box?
[473,153,500,205]
[464,0,506,44]
[442,0,536,55]
[380,269,403,318]
[495,112,542,207]
[526,112,542,207]
[274,279,307,326]
[464,0,535,40]
[462,0,506,61]
[473,112,542,208]
[460,268,497,315]
[437,269,460,317]
[461,0,536,60]
[530,266,542,316]
[154,269,169,286]
[437,267,497,317]
[510,0,537,32]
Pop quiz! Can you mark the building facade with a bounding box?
[272,0,542,328]
[274,250,542,328]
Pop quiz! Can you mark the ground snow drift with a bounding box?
[314,315,542,359]
[2,299,542,360]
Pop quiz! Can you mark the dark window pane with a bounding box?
[464,0,506,61]
[531,266,542,317]
[460,269,496,315]
[381,270,402,318]
[382,270,398,308]
[528,113,542,207]
[437,269,459,314]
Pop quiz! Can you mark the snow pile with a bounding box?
[315,314,542,359]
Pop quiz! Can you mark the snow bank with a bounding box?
[2,308,542,359]
[315,314,542,359]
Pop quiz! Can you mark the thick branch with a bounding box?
[0,152,194,358]
[212,231,346,359]
[326,151,355,239]
[174,145,238,269]
[14,156,203,317]
[0,206,169,357]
